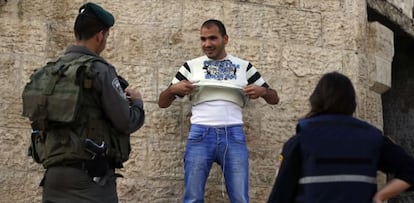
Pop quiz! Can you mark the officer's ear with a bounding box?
[95,30,105,44]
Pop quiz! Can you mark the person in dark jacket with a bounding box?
[267,72,414,203]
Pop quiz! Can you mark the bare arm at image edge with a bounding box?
[374,136,414,202]
[373,179,410,203]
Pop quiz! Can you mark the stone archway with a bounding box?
[368,1,414,202]
[382,33,414,203]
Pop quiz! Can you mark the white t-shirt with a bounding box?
[191,100,243,125]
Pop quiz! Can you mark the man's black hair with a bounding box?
[201,19,227,36]
[74,12,108,40]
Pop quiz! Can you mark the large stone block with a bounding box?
[182,0,225,31]
[322,11,361,49]
[142,103,186,141]
[0,103,28,129]
[0,19,48,56]
[249,148,281,185]
[0,54,18,101]
[302,0,342,11]
[121,137,149,177]
[368,21,395,60]
[17,0,80,20]
[0,128,29,168]
[111,1,182,27]
[226,39,262,66]
[388,0,414,18]
[256,42,283,73]
[236,0,299,7]
[117,177,183,202]
[281,44,343,77]
[114,64,158,102]
[0,169,42,203]
[249,146,281,169]
[367,22,394,94]
[146,139,185,178]
[223,3,322,46]
[369,56,392,94]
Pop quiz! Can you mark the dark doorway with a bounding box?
[369,5,414,203]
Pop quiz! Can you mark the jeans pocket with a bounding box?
[229,127,246,144]
[187,126,207,143]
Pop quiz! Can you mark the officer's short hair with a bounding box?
[307,72,356,117]
[74,2,115,40]
[201,19,227,36]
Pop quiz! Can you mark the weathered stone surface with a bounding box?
[367,22,394,94]
[369,56,392,94]
[235,0,300,7]
[117,177,184,203]
[368,0,414,38]
[281,45,343,77]
[111,1,183,27]
[368,22,395,59]
[388,0,413,18]
[322,11,361,49]
[0,0,410,202]
[223,3,322,46]
[302,0,343,11]
[249,149,281,185]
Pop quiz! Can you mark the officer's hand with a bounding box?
[125,87,142,101]
[243,84,266,99]
[170,80,195,96]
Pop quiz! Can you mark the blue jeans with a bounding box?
[183,124,249,203]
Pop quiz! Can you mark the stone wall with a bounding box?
[388,0,413,18]
[0,0,404,202]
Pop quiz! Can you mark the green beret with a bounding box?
[79,2,115,27]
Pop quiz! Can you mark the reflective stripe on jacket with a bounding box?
[296,114,383,203]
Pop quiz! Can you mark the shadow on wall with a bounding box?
[0,0,7,7]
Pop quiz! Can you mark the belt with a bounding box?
[48,161,87,170]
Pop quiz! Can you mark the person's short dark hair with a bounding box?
[201,19,227,36]
[74,2,114,40]
[306,71,356,117]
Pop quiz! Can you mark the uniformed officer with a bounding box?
[267,72,414,203]
[37,3,145,202]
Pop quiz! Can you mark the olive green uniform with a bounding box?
[41,45,145,203]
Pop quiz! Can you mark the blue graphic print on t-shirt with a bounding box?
[203,60,240,80]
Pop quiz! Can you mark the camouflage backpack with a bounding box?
[22,55,131,169]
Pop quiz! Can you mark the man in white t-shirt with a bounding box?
[158,19,279,203]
